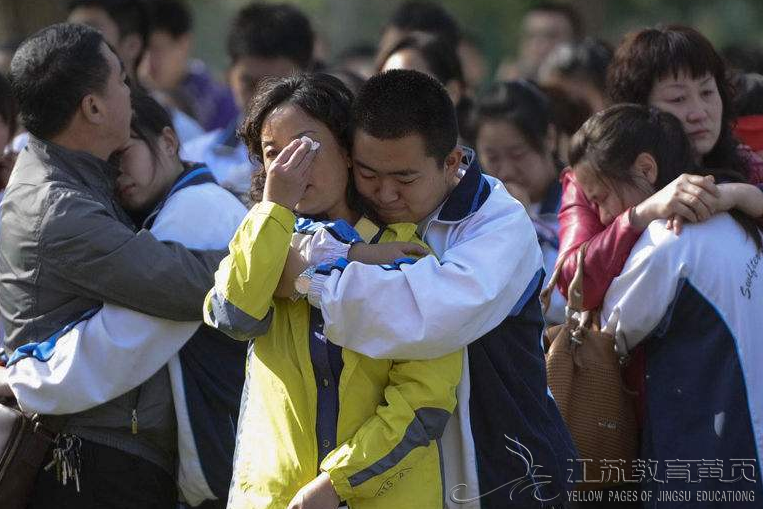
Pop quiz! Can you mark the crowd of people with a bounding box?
[0,1,762,508]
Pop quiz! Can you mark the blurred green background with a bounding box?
[1,0,762,79]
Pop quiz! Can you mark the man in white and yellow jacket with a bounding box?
[204,203,462,508]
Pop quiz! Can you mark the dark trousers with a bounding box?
[27,438,176,509]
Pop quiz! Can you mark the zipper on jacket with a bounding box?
[130,385,142,435]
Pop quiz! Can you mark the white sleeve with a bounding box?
[9,186,244,414]
[601,221,688,354]
[318,200,544,360]
[9,306,198,414]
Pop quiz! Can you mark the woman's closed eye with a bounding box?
[263,147,279,160]
[586,187,607,206]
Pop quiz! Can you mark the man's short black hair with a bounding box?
[150,0,192,38]
[68,0,151,43]
[353,69,458,164]
[527,2,583,40]
[387,1,460,43]
[10,23,110,139]
[227,2,314,69]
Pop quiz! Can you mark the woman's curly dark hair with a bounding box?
[238,72,362,213]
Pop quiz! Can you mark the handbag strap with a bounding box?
[540,243,587,315]
[0,396,68,441]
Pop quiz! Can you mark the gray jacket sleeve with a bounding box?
[39,190,226,321]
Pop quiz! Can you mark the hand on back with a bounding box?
[631,173,720,234]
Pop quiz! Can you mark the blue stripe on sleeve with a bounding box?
[294,218,363,244]
[316,257,351,276]
[6,307,101,367]
[379,257,418,271]
[313,254,420,279]
[509,268,545,317]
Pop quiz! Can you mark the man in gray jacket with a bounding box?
[0,24,223,508]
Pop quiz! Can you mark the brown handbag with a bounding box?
[540,244,638,488]
[0,397,63,509]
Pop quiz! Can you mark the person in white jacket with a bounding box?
[295,70,576,509]
[3,93,247,507]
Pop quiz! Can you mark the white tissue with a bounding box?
[300,135,321,151]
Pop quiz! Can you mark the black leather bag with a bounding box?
[0,399,62,509]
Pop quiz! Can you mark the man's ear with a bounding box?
[633,152,658,185]
[443,145,464,180]
[80,93,105,126]
[158,126,180,156]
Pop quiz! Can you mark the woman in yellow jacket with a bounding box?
[203,73,462,509]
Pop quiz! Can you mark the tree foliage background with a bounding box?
[1,0,762,79]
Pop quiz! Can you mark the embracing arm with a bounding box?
[273,219,427,300]
[314,195,544,360]
[8,188,246,415]
[718,183,763,219]
[9,308,198,414]
[557,170,729,310]
[40,191,225,321]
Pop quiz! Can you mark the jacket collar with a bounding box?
[537,178,562,216]
[431,146,491,224]
[212,116,242,155]
[28,134,119,194]
[142,163,217,229]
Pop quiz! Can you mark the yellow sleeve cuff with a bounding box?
[322,463,353,502]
